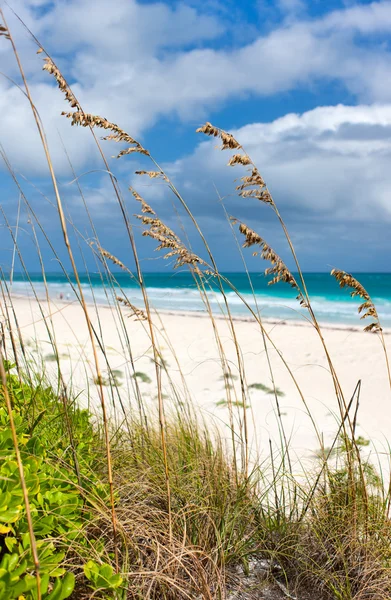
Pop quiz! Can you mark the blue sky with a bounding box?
[1,0,391,273]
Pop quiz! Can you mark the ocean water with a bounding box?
[8,272,391,327]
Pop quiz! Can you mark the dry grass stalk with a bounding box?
[135,170,167,179]
[227,154,252,167]
[236,168,266,190]
[141,220,205,271]
[60,110,149,158]
[42,57,142,155]
[331,269,382,333]
[239,189,272,203]
[196,122,241,150]
[238,222,307,306]
[205,121,355,441]
[42,57,79,108]
[0,352,42,598]
[130,186,156,214]
[134,193,206,273]
[41,56,148,160]
[197,123,273,205]
[115,146,149,158]
[116,296,147,321]
[96,246,127,271]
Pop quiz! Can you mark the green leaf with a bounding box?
[46,577,62,600]
[83,560,99,581]
[59,572,75,599]
[7,553,19,572]
[109,574,123,589]
[5,537,17,552]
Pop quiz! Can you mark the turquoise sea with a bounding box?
[9,272,391,327]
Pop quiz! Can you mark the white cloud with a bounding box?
[0,79,98,175]
[46,0,223,56]
[164,103,391,224]
[321,1,391,33]
[2,0,391,176]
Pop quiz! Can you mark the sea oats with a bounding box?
[103,132,139,144]
[0,23,10,40]
[61,110,148,155]
[115,147,150,158]
[197,122,274,206]
[228,154,252,167]
[139,220,179,246]
[42,54,142,162]
[331,269,382,332]
[238,189,273,203]
[43,58,79,108]
[196,122,220,138]
[238,223,306,306]
[135,170,167,180]
[139,216,168,229]
[236,168,266,191]
[196,122,241,150]
[238,223,262,247]
[97,246,126,271]
[235,167,273,205]
[135,209,206,272]
[116,296,147,321]
[220,131,241,150]
[130,188,156,215]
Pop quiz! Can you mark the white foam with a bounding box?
[8,280,391,326]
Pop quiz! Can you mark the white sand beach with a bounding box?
[4,295,391,469]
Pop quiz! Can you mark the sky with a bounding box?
[1,0,391,273]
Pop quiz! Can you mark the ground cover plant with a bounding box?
[1,7,391,599]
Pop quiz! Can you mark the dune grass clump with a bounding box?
[0,363,261,599]
[285,450,391,599]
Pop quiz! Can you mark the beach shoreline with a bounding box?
[9,291,391,334]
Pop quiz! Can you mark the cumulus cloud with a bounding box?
[165,103,391,222]
[132,102,391,270]
[2,1,391,175]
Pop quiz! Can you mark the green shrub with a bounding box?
[0,363,109,599]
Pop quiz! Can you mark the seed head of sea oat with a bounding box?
[196,122,241,150]
[0,23,10,40]
[117,296,147,321]
[238,222,306,306]
[331,269,382,332]
[228,154,252,167]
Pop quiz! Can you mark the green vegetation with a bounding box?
[216,398,250,409]
[0,364,108,599]
[132,371,152,384]
[248,382,285,396]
